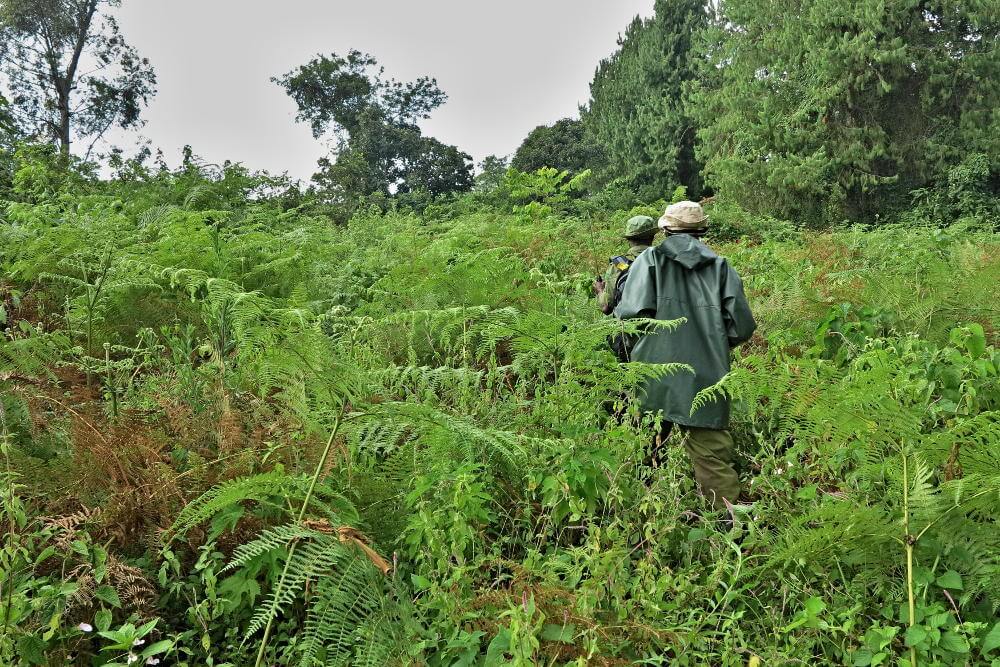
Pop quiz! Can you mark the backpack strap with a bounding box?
[607,256,636,311]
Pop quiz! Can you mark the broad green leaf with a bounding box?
[939,630,970,653]
[966,323,986,358]
[15,634,45,665]
[804,596,826,615]
[936,570,963,590]
[913,566,935,587]
[137,619,158,637]
[796,484,818,500]
[98,630,131,649]
[982,622,1000,655]
[95,608,113,632]
[540,623,576,643]
[904,625,927,647]
[851,647,873,666]
[59,581,80,596]
[33,546,57,566]
[687,528,707,542]
[42,611,61,641]
[94,585,122,608]
[484,627,512,666]
[141,640,174,657]
[927,612,951,628]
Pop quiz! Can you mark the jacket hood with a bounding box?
[656,234,718,269]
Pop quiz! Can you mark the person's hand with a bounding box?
[593,277,605,294]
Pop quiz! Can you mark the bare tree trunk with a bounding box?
[56,0,99,159]
[58,87,71,157]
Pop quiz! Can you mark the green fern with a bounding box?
[701,339,1000,618]
[169,470,357,541]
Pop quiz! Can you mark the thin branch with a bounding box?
[84,113,118,162]
[3,59,51,80]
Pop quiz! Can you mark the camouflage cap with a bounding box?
[658,200,708,232]
[624,215,657,238]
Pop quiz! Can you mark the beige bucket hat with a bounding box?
[658,200,708,233]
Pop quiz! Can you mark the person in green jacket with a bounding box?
[613,200,756,509]
[594,215,658,361]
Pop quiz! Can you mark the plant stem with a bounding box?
[253,402,347,667]
[1,403,16,641]
[902,450,917,667]
[104,343,117,419]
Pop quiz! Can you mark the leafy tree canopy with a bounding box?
[312,118,472,201]
[273,50,446,143]
[583,0,707,200]
[274,50,471,210]
[474,154,509,193]
[511,118,605,175]
[692,0,1000,225]
[0,0,156,159]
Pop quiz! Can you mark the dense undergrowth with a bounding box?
[1,157,999,666]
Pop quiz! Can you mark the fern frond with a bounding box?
[178,474,359,540]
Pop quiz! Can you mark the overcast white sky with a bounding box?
[108,0,653,181]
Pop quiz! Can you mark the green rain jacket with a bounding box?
[613,235,756,428]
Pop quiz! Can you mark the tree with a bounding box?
[0,93,18,194]
[511,118,605,175]
[0,93,14,138]
[396,134,473,196]
[474,154,509,193]
[583,0,707,199]
[274,50,471,204]
[692,0,1000,224]
[0,0,156,160]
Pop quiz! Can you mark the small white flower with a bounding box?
[77,623,93,632]
[133,639,145,647]
[775,467,784,475]
[127,653,139,664]
[146,659,160,666]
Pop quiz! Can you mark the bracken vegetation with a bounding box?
[1,150,998,666]
[1,1,999,666]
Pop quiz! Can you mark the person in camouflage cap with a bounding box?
[594,214,658,361]
[614,201,757,510]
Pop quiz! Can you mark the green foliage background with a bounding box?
[0,149,998,666]
[526,0,999,228]
[691,0,1000,225]
[0,1,998,665]
[583,0,706,200]
[512,119,605,176]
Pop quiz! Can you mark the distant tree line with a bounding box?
[515,0,999,226]
[0,0,996,226]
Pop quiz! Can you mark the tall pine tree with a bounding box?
[692,0,1000,225]
[583,0,707,199]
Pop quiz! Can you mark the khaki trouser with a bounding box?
[653,423,741,510]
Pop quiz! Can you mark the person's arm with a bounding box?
[613,253,656,320]
[721,263,756,347]
[595,267,614,314]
